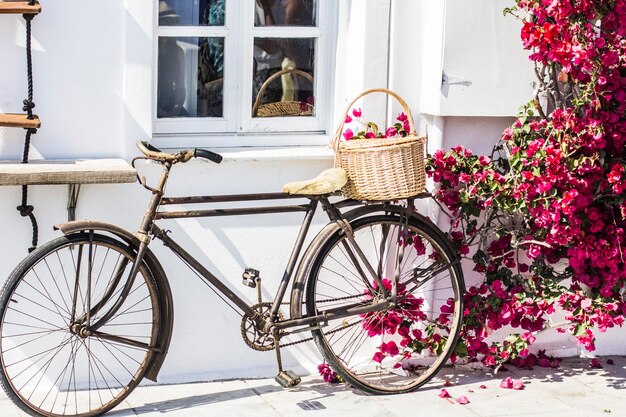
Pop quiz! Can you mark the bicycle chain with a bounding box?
[242,293,375,349]
[278,293,371,348]
[279,319,361,348]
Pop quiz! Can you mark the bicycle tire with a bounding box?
[305,214,464,394]
[0,233,161,417]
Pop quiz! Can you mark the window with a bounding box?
[154,0,335,145]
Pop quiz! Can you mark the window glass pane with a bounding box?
[158,0,225,26]
[252,38,315,118]
[157,37,224,118]
[254,0,317,27]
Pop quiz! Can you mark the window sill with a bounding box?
[155,145,335,162]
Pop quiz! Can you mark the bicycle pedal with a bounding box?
[242,268,259,288]
[275,370,301,388]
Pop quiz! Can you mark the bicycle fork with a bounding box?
[86,162,172,334]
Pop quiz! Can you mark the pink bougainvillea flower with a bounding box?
[456,396,470,405]
[500,377,513,389]
[343,128,354,141]
[439,389,451,398]
[501,377,525,390]
[352,107,362,118]
[538,357,551,367]
[379,340,400,356]
[512,379,525,390]
[397,112,408,122]
[420,0,626,378]
[317,363,341,383]
[344,115,352,124]
[385,127,398,137]
[479,384,487,389]
[365,132,376,138]
[590,358,602,368]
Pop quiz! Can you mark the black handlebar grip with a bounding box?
[194,148,223,164]
[143,141,163,153]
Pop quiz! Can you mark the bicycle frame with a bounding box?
[87,158,396,339]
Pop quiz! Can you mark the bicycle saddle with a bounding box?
[283,168,348,195]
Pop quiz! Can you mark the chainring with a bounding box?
[240,302,284,351]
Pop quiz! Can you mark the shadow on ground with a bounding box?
[108,356,626,416]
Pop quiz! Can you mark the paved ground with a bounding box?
[1,356,624,417]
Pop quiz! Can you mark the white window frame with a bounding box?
[152,0,337,148]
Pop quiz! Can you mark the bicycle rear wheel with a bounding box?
[0,233,161,417]
[305,214,464,394]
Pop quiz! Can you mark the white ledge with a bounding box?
[0,159,136,186]
[157,146,336,162]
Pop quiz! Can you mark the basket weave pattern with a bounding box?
[333,89,426,201]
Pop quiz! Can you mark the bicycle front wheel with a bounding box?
[305,214,464,394]
[0,233,161,417]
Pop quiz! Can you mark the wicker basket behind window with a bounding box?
[332,88,426,201]
[252,68,314,117]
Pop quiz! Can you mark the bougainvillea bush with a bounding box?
[427,0,626,367]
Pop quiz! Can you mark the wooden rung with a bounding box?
[0,1,41,15]
[0,113,41,129]
[0,159,137,186]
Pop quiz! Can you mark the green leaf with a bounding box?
[367,122,379,135]
[455,342,469,357]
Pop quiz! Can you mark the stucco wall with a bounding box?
[0,0,622,385]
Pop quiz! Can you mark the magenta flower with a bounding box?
[456,396,470,405]
[352,107,362,117]
[512,379,525,390]
[343,128,354,141]
[438,389,451,398]
[500,377,524,390]
[317,363,341,383]
[385,127,398,137]
[344,115,353,124]
[500,377,513,389]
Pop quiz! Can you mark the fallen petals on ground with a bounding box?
[439,389,451,398]
[500,377,525,390]
[456,396,470,405]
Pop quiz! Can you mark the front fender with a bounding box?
[54,220,173,382]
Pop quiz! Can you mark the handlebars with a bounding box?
[136,141,223,165]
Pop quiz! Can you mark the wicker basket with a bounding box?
[252,68,314,117]
[332,88,426,201]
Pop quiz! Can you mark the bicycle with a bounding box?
[0,141,465,417]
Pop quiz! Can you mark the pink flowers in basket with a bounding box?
[342,108,412,141]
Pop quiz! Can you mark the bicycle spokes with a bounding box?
[306,215,464,394]
[0,235,160,416]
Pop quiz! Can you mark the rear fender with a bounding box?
[54,221,173,382]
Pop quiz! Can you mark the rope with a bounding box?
[23,16,34,118]
[17,13,39,252]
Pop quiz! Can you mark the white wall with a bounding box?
[0,0,622,387]
[389,0,626,357]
